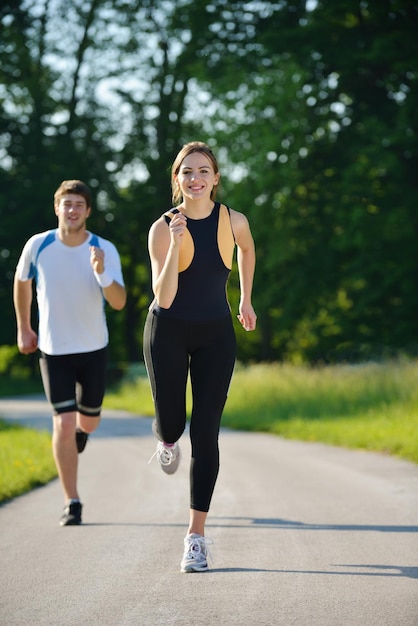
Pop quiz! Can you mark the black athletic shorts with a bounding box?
[39,347,108,416]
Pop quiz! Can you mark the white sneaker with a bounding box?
[180,533,213,573]
[150,441,181,475]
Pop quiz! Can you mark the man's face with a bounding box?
[54,193,91,232]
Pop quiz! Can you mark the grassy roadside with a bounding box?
[1,358,417,504]
[222,360,418,464]
[104,359,418,464]
[0,376,57,504]
[0,419,56,503]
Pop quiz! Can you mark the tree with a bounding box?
[198,0,418,361]
[1,0,120,335]
[2,0,417,366]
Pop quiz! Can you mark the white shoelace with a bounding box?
[184,534,214,563]
[148,441,177,466]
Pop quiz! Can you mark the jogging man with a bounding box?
[13,179,126,526]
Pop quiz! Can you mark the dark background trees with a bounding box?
[1,0,417,367]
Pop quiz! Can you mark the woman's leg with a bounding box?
[180,318,236,572]
[188,317,236,517]
[143,312,189,443]
[187,509,207,536]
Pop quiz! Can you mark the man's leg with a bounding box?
[77,413,101,436]
[40,353,80,503]
[52,409,85,526]
[72,346,107,452]
[40,350,106,525]
[74,415,100,453]
[52,411,79,501]
[52,411,101,501]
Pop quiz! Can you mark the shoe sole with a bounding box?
[181,564,209,573]
[59,519,82,527]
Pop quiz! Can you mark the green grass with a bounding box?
[0,419,57,503]
[105,358,418,465]
[221,361,418,463]
[104,369,156,415]
[1,358,417,505]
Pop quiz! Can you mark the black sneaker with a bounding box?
[76,429,89,453]
[59,501,83,526]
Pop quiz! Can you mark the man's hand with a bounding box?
[90,246,105,274]
[17,328,38,354]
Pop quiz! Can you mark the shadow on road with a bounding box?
[206,565,418,579]
[209,565,418,578]
[210,515,418,533]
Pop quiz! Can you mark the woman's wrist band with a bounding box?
[94,270,113,288]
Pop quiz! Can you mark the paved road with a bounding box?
[1,396,418,626]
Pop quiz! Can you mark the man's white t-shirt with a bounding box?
[16,230,124,356]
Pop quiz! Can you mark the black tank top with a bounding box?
[153,202,235,321]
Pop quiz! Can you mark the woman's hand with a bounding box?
[237,303,257,331]
[169,212,187,246]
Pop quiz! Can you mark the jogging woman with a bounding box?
[143,141,256,572]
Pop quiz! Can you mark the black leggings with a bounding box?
[143,311,236,512]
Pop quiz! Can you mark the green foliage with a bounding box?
[206,0,418,361]
[0,419,56,503]
[0,345,40,381]
[0,345,19,374]
[1,0,417,364]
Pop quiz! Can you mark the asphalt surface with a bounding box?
[0,396,418,626]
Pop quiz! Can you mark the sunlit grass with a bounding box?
[0,420,56,503]
[105,358,418,465]
[222,360,418,463]
[2,358,417,505]
[104,374,155,415]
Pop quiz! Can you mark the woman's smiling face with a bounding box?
[175,152,220,201]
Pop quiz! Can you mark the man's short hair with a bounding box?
[54,180,92,208]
